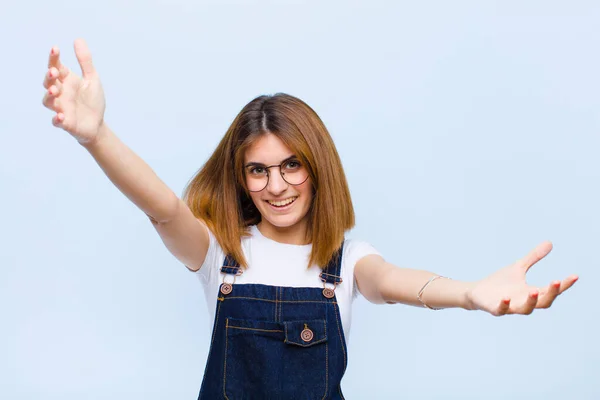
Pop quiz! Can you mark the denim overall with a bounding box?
[197,242,348,400]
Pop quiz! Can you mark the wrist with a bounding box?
[418,277,477,310]
[462,281,478,310]
[79,121,109,150]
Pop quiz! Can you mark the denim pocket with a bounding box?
[224,318,329,399]
[284,319,327,347]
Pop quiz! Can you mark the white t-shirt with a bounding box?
[192,225,380,341]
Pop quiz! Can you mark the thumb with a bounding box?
[519,241,553,272]
[73,38,96,78]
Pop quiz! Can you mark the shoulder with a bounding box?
[343,239,380,263]
[340,238,382,298]
[341,238,381,275]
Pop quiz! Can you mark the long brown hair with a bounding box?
[182,93,355,269]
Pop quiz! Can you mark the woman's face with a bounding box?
[244,133,313,240]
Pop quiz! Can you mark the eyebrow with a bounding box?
[244,155,298,168]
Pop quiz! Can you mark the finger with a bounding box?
[42,92,61,112]
[48,46,59,69]
[58,64,70,81]
[518,291,539,315]
[518,241,553,272]
[47,47,70,82]
[47,79,63,97]
[74,38,96,79]
[558,275,579,294]
[496,297,511,316]
[43,67,59,89]
[536,281,561,308]
[52,112,66,128]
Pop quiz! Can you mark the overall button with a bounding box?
[301,325,314,342]
[220,283,233,295]
[322,288,335,299]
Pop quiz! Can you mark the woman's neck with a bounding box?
[257,220,310,245]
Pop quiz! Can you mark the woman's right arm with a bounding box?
[42,39,209,271]
[83,124,210,271]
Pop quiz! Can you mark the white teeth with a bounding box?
[267,196,297,207]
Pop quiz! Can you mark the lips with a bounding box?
[266,196,298,207]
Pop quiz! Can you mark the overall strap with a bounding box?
[319,241,345,285]
[220,254,241,275]
[219,254,241,296]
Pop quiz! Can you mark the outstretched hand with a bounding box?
[42,38,106,144]
[466,241,578,316]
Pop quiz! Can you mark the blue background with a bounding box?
[2,1,598,398]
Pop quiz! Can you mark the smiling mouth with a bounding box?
[265,196,298,208]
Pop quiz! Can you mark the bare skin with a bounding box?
[355,241,579,315]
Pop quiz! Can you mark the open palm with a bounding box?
[466,241,578,316]
[42,39,106,144]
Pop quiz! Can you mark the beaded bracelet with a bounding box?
[417,275,450,310]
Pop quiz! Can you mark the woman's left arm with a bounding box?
[354,241,578,316]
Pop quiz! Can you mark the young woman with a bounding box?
[41,39,578,399]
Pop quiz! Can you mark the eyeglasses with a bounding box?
[244,158,309,192]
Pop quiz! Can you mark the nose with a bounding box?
[266,168,289,195]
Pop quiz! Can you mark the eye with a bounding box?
[249,166,266,175]
[284,160,301,170]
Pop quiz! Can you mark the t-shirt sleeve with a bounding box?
[342,239,382,299]
[187,225,222,286]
